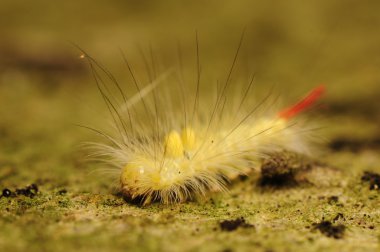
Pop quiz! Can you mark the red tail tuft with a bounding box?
[278,85,325,120]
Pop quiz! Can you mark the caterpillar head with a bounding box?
[120,128,198,203]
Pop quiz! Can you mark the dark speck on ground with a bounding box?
[219,217,254,232]
[1,184,39,198]
[361,171,380,190]
[312,221,345,239]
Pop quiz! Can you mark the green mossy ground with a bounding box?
[1,1,380,251]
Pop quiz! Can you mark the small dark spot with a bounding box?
[219,217,254,232]
[29,184,38,193]
[2,188,12,197]
[368,225,375,229]
[58,189,67,195]
[15,184,39,198]
[361,171,380,190]
[333,213,345,222]
[237,174,248,181]
[328,196,339,204]
[312,221,345,239]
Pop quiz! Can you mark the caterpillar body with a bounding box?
[84,43,325,205]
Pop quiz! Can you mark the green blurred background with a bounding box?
[0,1,379,251]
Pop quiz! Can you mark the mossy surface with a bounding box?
[1,1,380,251]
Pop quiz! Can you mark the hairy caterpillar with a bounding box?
[81,37,325,205]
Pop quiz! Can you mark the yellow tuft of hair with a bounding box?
[181,127,196,151]
[164,130,184,158]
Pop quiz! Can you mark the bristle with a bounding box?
[278,85,325,120]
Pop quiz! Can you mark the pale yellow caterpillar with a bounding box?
[81,38,325,205]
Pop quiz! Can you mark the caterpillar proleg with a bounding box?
[82,38,325,205]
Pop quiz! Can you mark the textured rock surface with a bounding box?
[1,1,379,251]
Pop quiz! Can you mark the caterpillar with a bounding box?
[81,38,325,205]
